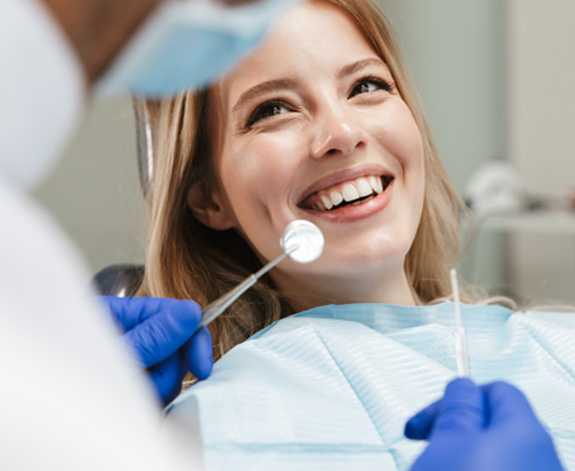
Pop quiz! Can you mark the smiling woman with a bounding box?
[193,0,429,313]
[135,0,575,469]
[138,0,465,357]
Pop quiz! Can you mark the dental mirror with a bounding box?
[200,220,324,327]
[281,219,324,264]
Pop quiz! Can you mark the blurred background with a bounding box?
[32,0,575,306]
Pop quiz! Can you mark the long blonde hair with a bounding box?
[137,0,471,362]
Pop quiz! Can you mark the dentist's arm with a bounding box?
[100,296,213,405]
[405,378,564,471]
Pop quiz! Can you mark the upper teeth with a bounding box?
[313,175,384,211]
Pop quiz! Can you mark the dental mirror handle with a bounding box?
[200,246,296,327]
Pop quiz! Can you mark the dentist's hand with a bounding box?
[405,378,563,471]
[100,296,213,405]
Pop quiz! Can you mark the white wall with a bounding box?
[507,0,575,305]
[385,0,506,190]
[385,0,508,292]
[33,97,147,275]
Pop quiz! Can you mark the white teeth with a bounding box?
[369,176,380,193]
[329,190,343,207]
[373,176,383,194]
[321,195,333,210]
[342,183,360,202]
[309,175,389,211]
[356,177,372,197]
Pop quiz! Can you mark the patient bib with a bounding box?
[166,303,575,470]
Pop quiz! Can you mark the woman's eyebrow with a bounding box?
[338,58,387,79]
[232,78,297,115]
[231,59,386,116]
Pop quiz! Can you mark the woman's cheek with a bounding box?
[395,107,425,166]
[369,101,423,165]
[250,133,305,176]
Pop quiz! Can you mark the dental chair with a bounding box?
[91,98,152,297]
[92,264,145,297]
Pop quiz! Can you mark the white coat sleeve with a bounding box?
[0,0,84,190]
[0,1,201,469]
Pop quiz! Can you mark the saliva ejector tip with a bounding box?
[280,220,324,264]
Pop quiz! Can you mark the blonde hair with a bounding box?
[137,0,472,362]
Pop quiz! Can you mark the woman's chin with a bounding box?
[323,238,411,270]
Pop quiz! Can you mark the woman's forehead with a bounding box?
[216,0,384,106]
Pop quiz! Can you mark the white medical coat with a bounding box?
[0,1,198,469]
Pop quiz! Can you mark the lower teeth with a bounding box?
[350,195,375,206]
[325,193,375,211]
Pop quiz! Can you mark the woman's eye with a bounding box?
[349,77,391,98]
[247,100,290,128]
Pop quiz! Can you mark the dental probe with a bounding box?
[200,220,324,327]
[450,268,470,377]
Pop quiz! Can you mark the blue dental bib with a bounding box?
[166,303,575,470]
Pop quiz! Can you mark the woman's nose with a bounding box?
[310,104,367,159]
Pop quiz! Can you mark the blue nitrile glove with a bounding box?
[405,378,564,471]
[99,296,213,405]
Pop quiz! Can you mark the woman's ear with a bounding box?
[187,182,235,230]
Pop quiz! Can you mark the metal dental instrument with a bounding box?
[450,268,470,377]
[200,220,325,327]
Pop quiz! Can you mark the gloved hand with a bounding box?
[99,296,213,405]
[405,378,564,471]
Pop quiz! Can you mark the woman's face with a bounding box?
[193,0,425,308]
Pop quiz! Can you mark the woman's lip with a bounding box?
[297,164,394,205]
[300,179,394,223]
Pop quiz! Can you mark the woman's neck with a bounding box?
[273,264,417,312]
